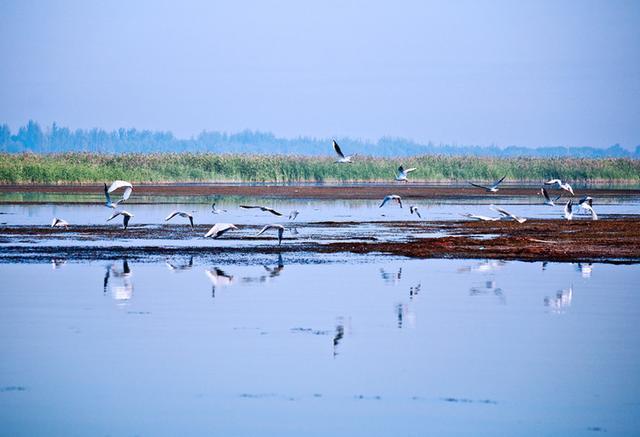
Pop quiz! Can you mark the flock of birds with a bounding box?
[50,140,599,241]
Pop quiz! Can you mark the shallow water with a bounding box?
[1,256,639,436]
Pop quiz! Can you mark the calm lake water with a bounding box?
[1,256,639,436]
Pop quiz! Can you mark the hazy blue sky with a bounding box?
[1,0,638,148]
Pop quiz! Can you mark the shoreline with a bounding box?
[2,183,640,200]
[2,218,639,263]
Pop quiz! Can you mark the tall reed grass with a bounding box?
[0,152,638,184]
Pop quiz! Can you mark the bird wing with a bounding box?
[397,197,403,208]
[104,183,112,204]
[262,207,283,216]
[333,140,345,158]
[107,211,122,221]
[379,196,390,208]
[398,165,404,174]
[255,225,273,237]
[469,182,489,190]
[545,179,561,185]
[123,214,131,229]
[108,180,133,193]
[491,175,506,188]
[51,218,59,227]
[239,205,259,209]
[122,186,132,201]
[541,188,551,202]
[165,211,179,221]
[189,216,194,228]
[405,168,417,173]
[277,227,283,245]
[492,206,512,218]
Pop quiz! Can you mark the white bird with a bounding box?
[165,210,194,228]
[333,140,354,163]
[564,200,573,220]
[204,223,238,238]
[239,205,283,216]
[545,179,574,196]
[107,210,134,229]
[289,210,300,220]
[51,218,69,227]
[395,165,417,182]
[409,205,421,218]
[578,196,598,220]
[105,180,133,207]
[461,213,500,221]
[468,175,506,192]
[255,224,285,245]
[211,202,227,214]
[541,187,561,206]
[380,195,403,208]
[491,205,527,223]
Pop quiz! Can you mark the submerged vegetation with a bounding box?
[0,153,638,184]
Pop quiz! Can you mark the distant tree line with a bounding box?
[1,120,638,158]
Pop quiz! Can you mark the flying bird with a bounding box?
[51,218,69,227]
[107,210,134,229]
[395,165,417,182]
[380,195,403,208]
[165,210,194,228]
[289,210,300,221]
[491,206,527,223]
[333,140,354,163]
[409,205,421,218]
[255,224,285,245]
[461,213,500,221]
[105,180,133,207]
[545,179,574,196]
[211,202,227,214]
[468,176,506,192]
[564,200,573,220]
[541,187,561,206]
[239,205,283,216]
[204,223,238,238]
[578,196,598,220]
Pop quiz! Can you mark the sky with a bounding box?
[0,0,638,148]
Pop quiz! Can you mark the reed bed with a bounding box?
[0,153,638,184]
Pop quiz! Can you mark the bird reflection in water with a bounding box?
[165,256,194,272]
[395,303,417,328]
[333,320,344,357]
[103,259,133,302]
[458,260,506,274]
[240,254,285,284]
[469,280,506,304]
[544,284,573,313]
[576,263,593,278]
[51,258,67,270]
[380,267,402,284]
[205,267,234,298]
[409,283,421,299]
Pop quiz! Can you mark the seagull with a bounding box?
[395,165,417,182]
[468,176,506,192]
[491,205,527,223]
[545,179,574,196]
[564,200,573,220]
[105,180,133,207]
[204,223,238,238]
[461,213,500,221]
[541,187,562,206]
[289,210,300,221]
[239,205,283,216]
[107,210,133,229]
[380,195,403,208]
[211,202,227,214]
[165,211,194,228]
[578,196,598,220]
[409,205,421,218]
[333,140,354,163]
[51,218,69,227]
[255,224,285,245]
